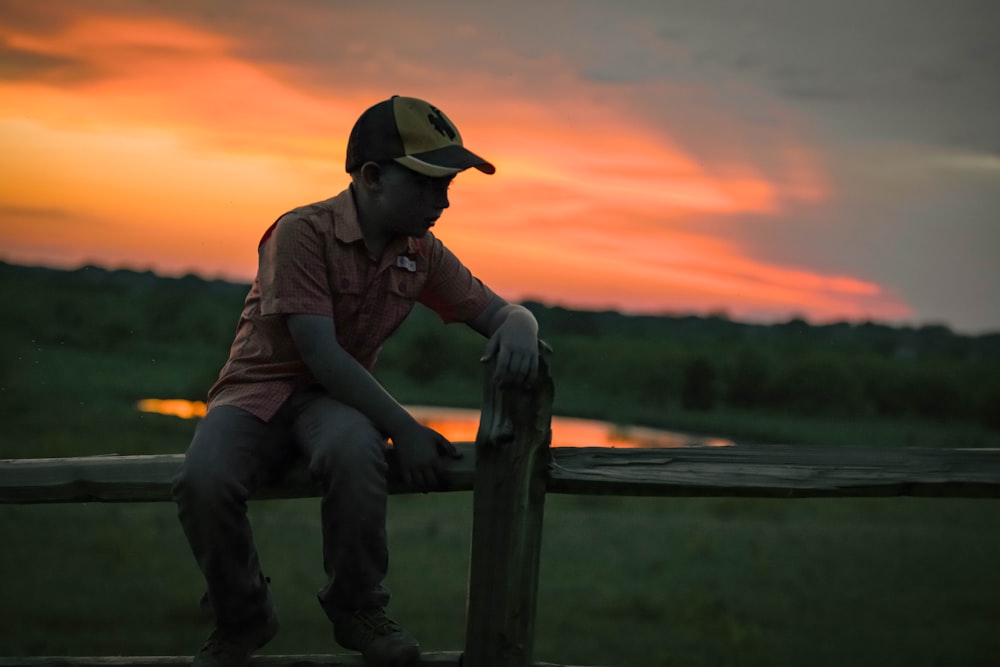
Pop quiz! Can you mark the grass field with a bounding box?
[2,493,999,666]
[2,274,1000,666]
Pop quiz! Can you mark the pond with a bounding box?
[137,399,732,448]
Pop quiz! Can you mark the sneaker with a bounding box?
[333,608,420,666]
[192,611,279,667]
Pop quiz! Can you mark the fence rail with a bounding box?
[3,351,1000,666]
[3,444,999,504]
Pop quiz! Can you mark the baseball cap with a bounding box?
[345,95,496,177]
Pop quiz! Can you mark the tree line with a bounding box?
[3,261,998,432]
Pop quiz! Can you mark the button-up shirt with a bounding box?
[207,187,496,421]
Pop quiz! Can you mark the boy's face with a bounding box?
[376,162,454,238]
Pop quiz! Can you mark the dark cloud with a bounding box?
[776,84,850,103]
[0,0,75,32]
[0,205,104,226]
[0,44,89,82]
[642,0,1000,148]
[0,204,70,218]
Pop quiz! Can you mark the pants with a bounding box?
[172,388,391,630]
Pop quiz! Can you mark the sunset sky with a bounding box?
[2,1,998,332]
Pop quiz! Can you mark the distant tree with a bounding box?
[725,349,771,409]
[545,306,603,337]
[763,355,867,416]
[681,356,717,411]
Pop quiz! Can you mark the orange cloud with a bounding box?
[0,9,910,326]
[0,15,361,161]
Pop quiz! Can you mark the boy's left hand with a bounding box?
[480,313,541,387]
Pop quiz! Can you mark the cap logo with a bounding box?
[427,106,456,140]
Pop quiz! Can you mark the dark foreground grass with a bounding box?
[3,324,1000,665]
[1,493,998,667]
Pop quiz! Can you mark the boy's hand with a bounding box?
[392,422,461,492]
[480,312,540,387]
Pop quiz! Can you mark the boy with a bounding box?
[173,95,540,667]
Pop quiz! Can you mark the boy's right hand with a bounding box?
[392,423,461,493]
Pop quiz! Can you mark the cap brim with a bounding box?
[395,144,496,177]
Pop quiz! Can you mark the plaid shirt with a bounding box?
[207,187,496,421]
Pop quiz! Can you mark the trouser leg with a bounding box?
[288,390,391,619]
[172,405,292,629]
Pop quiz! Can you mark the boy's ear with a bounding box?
[358,161,383,190]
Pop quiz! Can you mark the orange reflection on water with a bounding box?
[136,398,207,419]
[408,406,731,448]
[136,400,731,448]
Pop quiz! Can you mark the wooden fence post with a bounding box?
[464,345,554,667]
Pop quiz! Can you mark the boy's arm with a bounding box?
[286,313,459,492]
[468,295,542,386]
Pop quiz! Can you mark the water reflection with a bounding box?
[137,398,207,419]
[408,406,731,448]
[137,399,732,448]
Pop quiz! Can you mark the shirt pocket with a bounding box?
[331,274,365,320]
[377,268,428,334]
[386,268,428,300]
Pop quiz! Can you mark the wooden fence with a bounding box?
[2,351,1000,667]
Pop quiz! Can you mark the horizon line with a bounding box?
[4,256,996,338]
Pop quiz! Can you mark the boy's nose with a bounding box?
[434,187,450,209]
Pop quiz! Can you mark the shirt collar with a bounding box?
[407,235,427,255]
[333,187,365,244]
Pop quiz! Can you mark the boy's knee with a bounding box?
[172,458,244,508]
[309,420,387,480]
